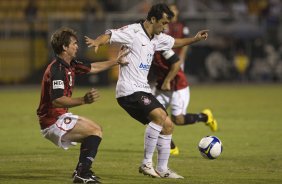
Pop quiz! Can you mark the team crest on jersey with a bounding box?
[63,117,72,124]
[141,96,151,105]
[53,80,64,89]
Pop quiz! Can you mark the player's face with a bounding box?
[152,13,170,35]
[65,36,78,58]
[169,5,179,22]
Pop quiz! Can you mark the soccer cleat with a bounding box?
[139,162,160,178]
[72,170,101,180]
[72,170,76,178]
[202,109,218,132]
[156,168,184,179]
[170,146,179,155]
[73,171,101,183]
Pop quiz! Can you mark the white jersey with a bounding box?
[107,23,175,98]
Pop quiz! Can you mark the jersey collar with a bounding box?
[56,56,71,68]
[140,22,154,40]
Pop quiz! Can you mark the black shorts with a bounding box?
[117,92,167,125]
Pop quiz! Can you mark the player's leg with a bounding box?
[169,87,218,155]
[152,114,183,179]
[118,92,183,179]
[170,87,206,125]
[169,87,206,155]
[139,107,168,178]
[171,87,217,130]
[63,116,102,183]
[41,113,101,183]
[171,110,218,131]
[117,93,163,178]
[154,90,180,155]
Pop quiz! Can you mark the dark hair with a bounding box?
[146,3,174,21]
[51,27,77,55]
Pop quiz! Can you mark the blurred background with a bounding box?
[0,0,281,86]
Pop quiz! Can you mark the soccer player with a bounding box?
[36,27,128,183]
[148,4,218,156]
[85,3,208,179]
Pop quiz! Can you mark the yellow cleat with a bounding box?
[202,109,218,132]
[170,146,179,155]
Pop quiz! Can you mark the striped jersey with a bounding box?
[36,56,91,129]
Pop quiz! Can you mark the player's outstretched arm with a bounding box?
[85,34,111,53]
[173,30,209,48]
[161,60,182,91]
[52,89,100,108]
[90,48,129,74]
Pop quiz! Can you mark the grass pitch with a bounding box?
[0,84,281,184]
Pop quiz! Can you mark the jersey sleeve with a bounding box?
[50,66,65,101]
[155,33,175,51]
[106,25,134,46]
[72,60,91,75]
[161,49,179,64]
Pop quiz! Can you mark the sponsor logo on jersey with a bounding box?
[139,63,151,71]
[53,80,64,89]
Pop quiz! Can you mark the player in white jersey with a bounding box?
[85,3,208,179]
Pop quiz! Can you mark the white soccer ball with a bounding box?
[198,136,223,159]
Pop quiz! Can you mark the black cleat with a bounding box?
[73,170,101,183]
[72,170,101,180]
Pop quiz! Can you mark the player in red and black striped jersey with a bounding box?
[36,27,128,183]
[148,4,218,156]
[37,57,90,130]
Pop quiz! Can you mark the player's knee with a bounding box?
[162,118,174,134]
[149,109,167,126]
[89,121,103,138]
[94,124,103,138]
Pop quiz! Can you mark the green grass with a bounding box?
[0,84,282,184]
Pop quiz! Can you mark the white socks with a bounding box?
[142,122,162,164]
[142,122,172,173]
[156,134,172,172]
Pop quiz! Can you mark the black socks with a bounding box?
[183,113,208,125]
[77,135,102,174]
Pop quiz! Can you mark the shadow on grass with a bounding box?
[0,175,50,180]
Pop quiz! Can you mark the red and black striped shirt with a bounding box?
[36,56,91,129]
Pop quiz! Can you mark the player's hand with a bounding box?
[84,88,100,104]
[161,81,171,91]
[116,46,130,66]
[85,36,100,53]
[194,30,209,41]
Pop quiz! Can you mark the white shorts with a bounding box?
[155,87,190,116]
[41,113,78,150]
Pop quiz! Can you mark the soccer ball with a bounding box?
[198,136,223,159]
